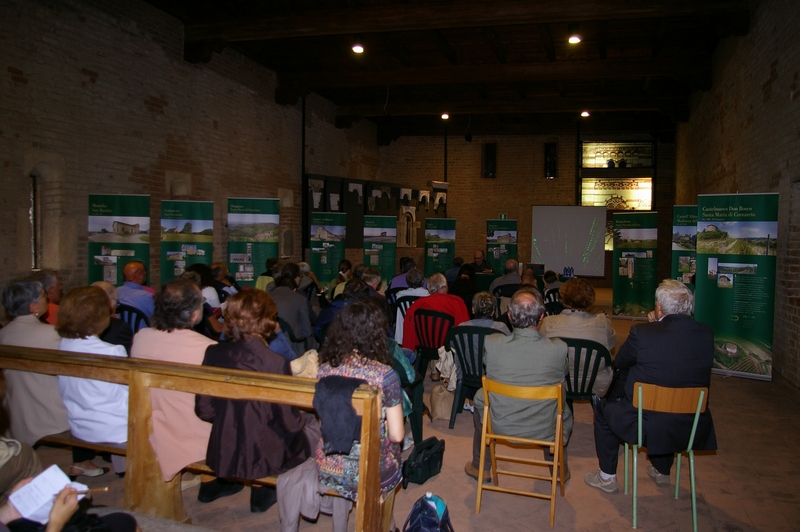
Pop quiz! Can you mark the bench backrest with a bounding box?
[0,345,383,531]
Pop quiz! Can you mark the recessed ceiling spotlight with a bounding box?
[581,111,590,117]
[441,113,450,120]
[351,35,364,54]
[568,23,581,44]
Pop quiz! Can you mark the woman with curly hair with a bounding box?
[196,290,314,513]
[315,298,405,502]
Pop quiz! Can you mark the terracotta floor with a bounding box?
[33,290,800,530]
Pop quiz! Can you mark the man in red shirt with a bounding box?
[401,272,469,351]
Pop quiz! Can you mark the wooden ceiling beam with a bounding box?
[278,56,709,89]
[184,1,747,43]
[483,27,507,64]
[432,30,460,65]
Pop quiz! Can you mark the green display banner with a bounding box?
[363,216,397,286]
[160,201,214,285]
[486,219,518,267]
[671,205,697,289]
[227,198,280,288]
[310,212,346,285]
[612,212,658,318]
[425,218,456,275]
[88,194,151,285]
[695,193,778,381]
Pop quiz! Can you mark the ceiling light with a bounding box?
[568,23,581,44]
[581,111,590,117]
[351,35,364,54]
[441,113,449,120]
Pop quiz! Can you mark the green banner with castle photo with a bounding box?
[612,212,658,318]
[671,205,697,289]
[695,193,778,381]
[87,194,151,285]
[425,218,456,275]
[486,219,517,268]
[160,200,213,286]
[363,216,397,287]
[310,212,346,286]
[227,198,279,288]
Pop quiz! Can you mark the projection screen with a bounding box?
[531,206,606,277]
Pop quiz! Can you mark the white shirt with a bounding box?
[202,286,221,308]
[59,337,129,443]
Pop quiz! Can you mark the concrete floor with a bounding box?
[33,290,800,530]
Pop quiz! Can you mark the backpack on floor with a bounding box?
[402,492,454,532]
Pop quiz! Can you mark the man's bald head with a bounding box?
[123,261,146,285]
[504,259,518,274]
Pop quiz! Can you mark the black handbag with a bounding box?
[402,437,445,489]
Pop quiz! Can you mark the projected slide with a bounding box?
[531,206,606,277]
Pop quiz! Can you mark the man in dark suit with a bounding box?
[585,279,717,493]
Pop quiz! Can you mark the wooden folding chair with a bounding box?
[476,377,564,527]
[623,382,708,531]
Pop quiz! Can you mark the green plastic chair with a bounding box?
[444,326,501,429]
[623,382,708,531]
[556,337,613,407]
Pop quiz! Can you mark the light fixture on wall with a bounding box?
[581,110,590,117]
[568,23,581,44]
[351,35,364,54]
[441,113,449,120]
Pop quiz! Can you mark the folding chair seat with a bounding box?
[476,377,565,527]
[444,326,501,429]
[623,382,708,531]
[412,309,454,380]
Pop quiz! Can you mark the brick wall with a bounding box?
[676,0,800,386]
[0,0,380,296]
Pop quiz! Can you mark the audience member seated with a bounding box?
[448,264,480,315]
[91,281,133,356]
[185,264,221,308]
[116,261,154,318]
[543,270,563,292]
[0,439,42,505]
[130,278,225,495]
[539,278,616,397]
[585,280,717,494]
[393,268,429,345]
[470,250,494,273]
[297,262,322,309]
[387,257,417,291]
[489,259,520,293]
[196,290,317,514]
[0,279,108,480]
[466,289,572,482]
[361,267,385,299]
[402,273,469,351]
[211,262,240,303]
[328,260,353,300]
[181,272,224,339]
[29,270,62,326]
[314,279,370,342]
[56,287,128,474]
[315,299,405,528]
[270,267,317,354]
[444,257,464,284]
[520,268,539,289]
[255,258,279,292]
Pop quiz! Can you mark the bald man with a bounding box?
[489,258,521,293]
[116,261,154,318]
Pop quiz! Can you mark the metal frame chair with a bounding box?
[117,303,149,333]
[623,382,708,531]
[412,309,455,380]
[476,377,565,527]
[556,337,613,407]
[444,326,501,429]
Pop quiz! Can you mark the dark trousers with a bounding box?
[593,398,674,476]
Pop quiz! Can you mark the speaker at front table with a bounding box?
[482,143,497,179]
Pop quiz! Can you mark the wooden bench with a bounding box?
[0,345,390,531]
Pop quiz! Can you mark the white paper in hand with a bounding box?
[8,465,87,524]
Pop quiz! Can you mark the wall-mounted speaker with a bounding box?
[482,143,497,178]
[544,142,558,179]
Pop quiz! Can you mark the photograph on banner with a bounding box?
[612,212,658,317]
[160,201,213,285]
[671,205,697,288]
[363,216,397,286]
[695,193,778,380]
[87,194,150,285]
[486,219,517,266]
[310,212,346,286]
[424,218,455,275]
[227,198,279,287]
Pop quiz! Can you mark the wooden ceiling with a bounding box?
[144,0,750,144]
